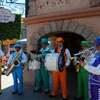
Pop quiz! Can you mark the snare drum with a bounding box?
[45,53,60,72]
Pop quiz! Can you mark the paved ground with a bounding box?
[0,69,78,100]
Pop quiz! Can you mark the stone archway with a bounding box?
[30,19,99,50]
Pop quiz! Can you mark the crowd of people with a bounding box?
[0,36,100,100]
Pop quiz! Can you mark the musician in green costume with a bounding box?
[75,41,92,100]
[34,38,52,93]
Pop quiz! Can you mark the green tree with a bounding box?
[0,14,21,41]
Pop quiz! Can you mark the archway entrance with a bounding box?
[42,32,85,56]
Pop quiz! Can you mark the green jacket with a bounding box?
[79,65,88,72]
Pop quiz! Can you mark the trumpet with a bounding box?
[74,46,96,56]
[70,46,96,61]
[69,57,77,60]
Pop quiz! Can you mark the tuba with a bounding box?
[6,51,22,76]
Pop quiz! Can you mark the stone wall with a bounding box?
[27,0,93,17]
[36,0,89,15]
[27,1,37,17]
[27,0,100,17]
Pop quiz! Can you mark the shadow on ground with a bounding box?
[0,70,78,100]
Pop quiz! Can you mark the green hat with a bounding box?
[41,38,48,44]
[81,41,90,47]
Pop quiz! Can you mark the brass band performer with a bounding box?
[74,41,93,100]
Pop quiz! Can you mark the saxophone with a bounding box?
[6,51,22,76]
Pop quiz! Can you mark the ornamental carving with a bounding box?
[36,0,89,15]
[90,0,100,7]
[28,1,37,17]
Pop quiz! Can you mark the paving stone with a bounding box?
[56,20,63,32]
[62,20,71,32]
[80,27,92,38]
[75,25,86,34]
[39,28,45,37]
[30,36,38,45]
[68,21,79,32]
[43,24,51,34]
[86,32,95,43]
[50,21,57,32]
[33,32,41,40]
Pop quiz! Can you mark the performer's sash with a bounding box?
[89,55,100,85]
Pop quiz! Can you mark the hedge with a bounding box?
[0,14,21,41]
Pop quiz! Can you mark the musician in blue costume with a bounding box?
[80,41,100,100]
[7,44,27,95]
[34,38,52,93]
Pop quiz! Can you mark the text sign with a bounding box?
[0,8,15,23]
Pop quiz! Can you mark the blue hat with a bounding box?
[96,42,100,47]
[13,44,22,48]
[41,38,48,44]
[94,37,100,42]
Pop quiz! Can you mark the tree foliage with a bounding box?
[0,14,21,41]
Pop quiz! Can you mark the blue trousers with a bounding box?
[89,85,100,100]
[12,68,23,93]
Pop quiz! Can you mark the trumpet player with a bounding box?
[7,44,27,95]
[80,42,100,100]
[74,41,93,100]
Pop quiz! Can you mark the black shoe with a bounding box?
[0,92,2,95]
[12,91,18,94]
[63,97,68,100]
[49,94,58,97]
[45,89,49,94]
[34,88,41,92]
[74,96,84,100]
[45,90,49,94]
[18,93,23,95]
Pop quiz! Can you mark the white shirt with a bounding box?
[65,49,71,67]
[7,52,27,64]
[84,64,100,75]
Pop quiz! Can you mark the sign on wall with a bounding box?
[0,8,15,23]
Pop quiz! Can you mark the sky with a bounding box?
[7,0,25,4]
[3,0,25,17]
